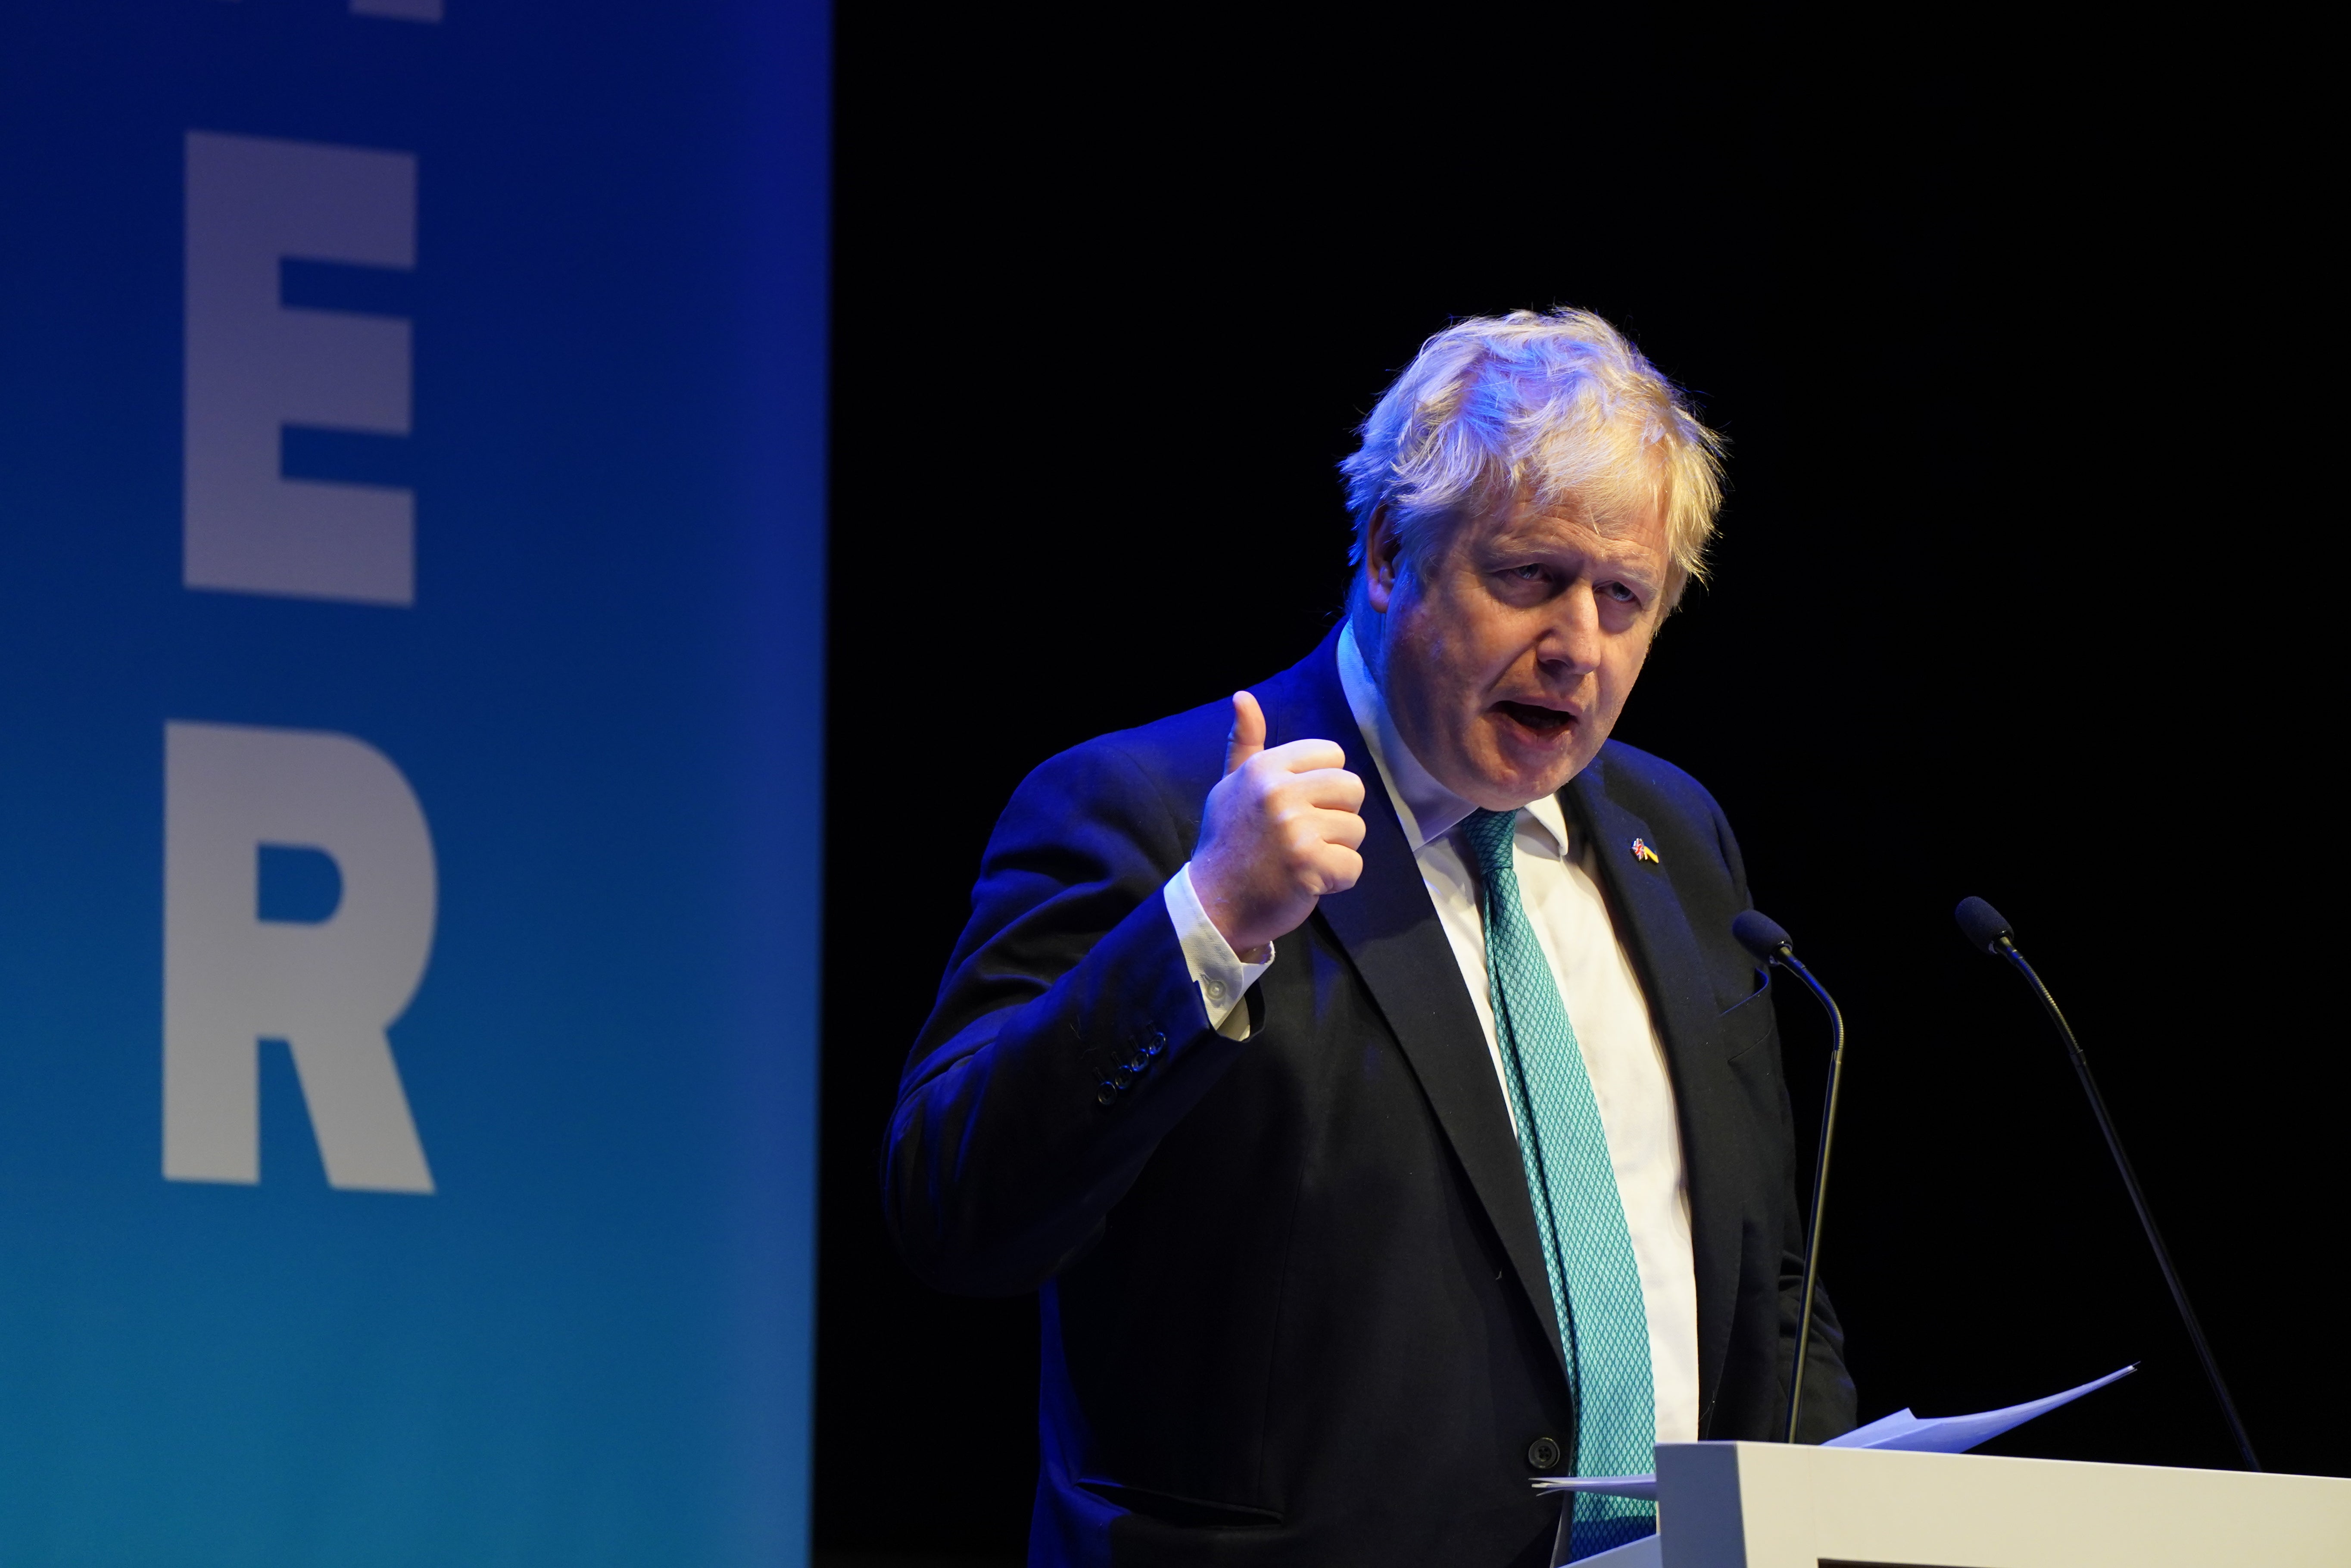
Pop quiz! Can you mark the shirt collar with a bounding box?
[1336,623,1571,859]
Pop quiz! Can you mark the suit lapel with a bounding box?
[1262,635,1568,1371]
[1564,756,1743,1432]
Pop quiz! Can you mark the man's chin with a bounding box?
[1457,729,1592,809]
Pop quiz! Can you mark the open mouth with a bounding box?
[1494,700,1575,740]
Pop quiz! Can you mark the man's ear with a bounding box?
[1363,507,1405,613]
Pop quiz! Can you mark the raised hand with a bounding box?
[1190,691,1366,958]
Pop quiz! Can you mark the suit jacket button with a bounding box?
[1145,1031,1166,1055]
[1112,1067,1133,1089]
[1526,1437,1562,1470]
[1096,1082,1117,1107]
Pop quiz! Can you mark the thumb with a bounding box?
[1224,691,1266,776]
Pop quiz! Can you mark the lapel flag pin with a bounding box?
[1631,838,1661,865]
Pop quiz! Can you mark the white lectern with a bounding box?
[1570,1442,2351,1567]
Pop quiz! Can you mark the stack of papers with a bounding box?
[1531,1364,2138,1500]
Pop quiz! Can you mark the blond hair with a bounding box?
[1339,308,1726,603]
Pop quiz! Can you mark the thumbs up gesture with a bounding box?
[1191,691,1367,958]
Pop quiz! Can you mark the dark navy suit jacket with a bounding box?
[885,630,1853,1567]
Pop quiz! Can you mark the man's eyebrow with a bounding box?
[1482,543,1660,586]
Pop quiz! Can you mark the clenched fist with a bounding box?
[1191,691,1367,958]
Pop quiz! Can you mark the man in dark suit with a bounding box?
[885,309,1853,1566]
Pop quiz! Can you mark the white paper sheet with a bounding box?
[1528,1363,2138,1500]
[1531,1472,1658,1501]
[1822,1363,2138,1455]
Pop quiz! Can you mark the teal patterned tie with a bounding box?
[1460,809,1656,1561]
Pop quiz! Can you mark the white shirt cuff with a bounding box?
[1163,861,1274,1040]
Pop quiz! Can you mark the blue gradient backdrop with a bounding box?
[0,1,827,1560]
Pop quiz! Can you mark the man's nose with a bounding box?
[1537,582,1603,679]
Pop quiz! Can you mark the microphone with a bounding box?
[1953,896,2261,1471]
[1731,910,1848,1446]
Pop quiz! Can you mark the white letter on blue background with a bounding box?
[164,721,438,1193]
[183,131,417,606]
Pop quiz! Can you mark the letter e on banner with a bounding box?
[184,132,417,606]
[164,722,437,1193]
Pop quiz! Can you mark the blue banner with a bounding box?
[0,2,827,1560]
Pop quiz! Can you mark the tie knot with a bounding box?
[1460,807,1519,878]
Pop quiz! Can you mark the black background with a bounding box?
[816,11,2335,1561]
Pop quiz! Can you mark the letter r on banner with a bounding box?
[184,131,417,606]
[164,722,437,1193]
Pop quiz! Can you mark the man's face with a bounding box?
[1365,492,1674,812]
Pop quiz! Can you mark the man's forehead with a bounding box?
[1479,492,1668,562]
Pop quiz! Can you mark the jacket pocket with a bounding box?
[1717,978,1777,1064]
[1079,1478,1283,1528]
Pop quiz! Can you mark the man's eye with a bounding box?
[1508,564,1546,581]
[1601,582,1639,604]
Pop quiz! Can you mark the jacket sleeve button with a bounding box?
[1526,1436,1562,1470]
[1112,1067,1132,1089]
[1146,1030,1166,1055]
[1096,1083,1117,1107]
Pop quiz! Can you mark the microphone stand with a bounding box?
[1989,932,2262,1472]
[1773,948,1847,1447]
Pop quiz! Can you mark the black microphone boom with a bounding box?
[1953,896,2261,1472]
[1731,909,1848,1447]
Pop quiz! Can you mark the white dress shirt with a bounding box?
[1161,627,1698,1445]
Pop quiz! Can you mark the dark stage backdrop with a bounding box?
[820,12,2334,1562]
